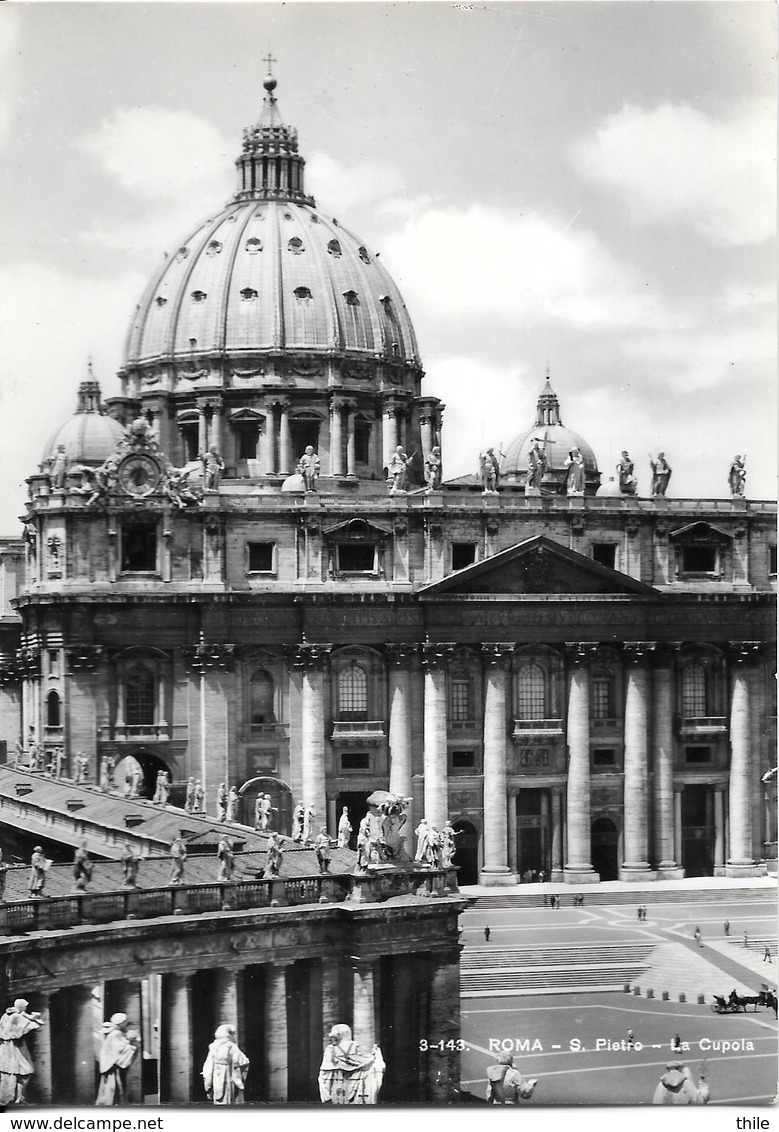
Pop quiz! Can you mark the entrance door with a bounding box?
[516,791,549,880]
[451,820,479,884]
[681,785,714,877]
[591,817,619,880]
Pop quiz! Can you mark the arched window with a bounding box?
[250,670,276,728]
[682,662,707,717]
[449,676,471,721]
[338,664,368,720]
[46,691,61,728]
[126,666,155,727]
[517,663,545,719]
[592,670,616,720]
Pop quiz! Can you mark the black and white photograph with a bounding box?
[0,0,775,1118]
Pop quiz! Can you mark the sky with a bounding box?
[0,0,775,530]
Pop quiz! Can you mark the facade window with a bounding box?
[451,749,475,770]
[121,522,157,572]
[248,542,275,573]
[517,663,545,719]
[337,543,376,573]
[452,543,477,572]
[592,672,615,719]
[237,424,260,461]
[338,665,368,720]
[685,745,712,765]
[180,424,198,462]
[450,678,471,721]
[592,543,617,570]
[341,751,370,771]
[681,545,717,573]
[682,662,707,717]
[354,420,371,465]
[48,650,60,678]
[592,747,616,767]
[290,419,320,455]
[249,670,275,727]
[46,691,61,728]
[126,666,155,727]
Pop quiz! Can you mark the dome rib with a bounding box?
[219,201,260,355]
[168,211,232,359]
[305,213,344,352]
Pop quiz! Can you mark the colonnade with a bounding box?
[24,948,461,1106]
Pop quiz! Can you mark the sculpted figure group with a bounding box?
[414,818,460,869]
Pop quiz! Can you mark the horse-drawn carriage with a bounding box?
[711,989,777,1015]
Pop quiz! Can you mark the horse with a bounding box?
[758,990,778,1017]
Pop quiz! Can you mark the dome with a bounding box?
[499,376,601,494]
[42,379,126,465]
[597,476,623,498]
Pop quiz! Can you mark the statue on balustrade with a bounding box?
[47,444,68,490]
[100,757,113,793]
[127,763,142,799]
[73,840,93,891]
[303,803,317,843]
[266,832,284,877]
[0,999,44,1105]
[201,445,225,491]
[564,448,585,496]
[28,847,50,897]
[649,452,672,496]
[315,829,333,874]
[300,446,321,492]
[255,793,276,832]
[729,455,747,497]
[194,780,205,814]
[292,802,305,842]
[169,836,187,885]
[337,806,352,849]
[217,782,228,822]
[527,438,547,490]
[122,844,140,888]
[388,446,410,494]
[318,1024,385,1105]
[440,821,462,868]
[13,736,24,768]
[617,451,637,495]
[184,777,196,813]
[202,1024,249,1105]
[95,1013,139,1106]
[217,835,234,882]
[226,786,240,823]
[414,819,439,867]
[355,815,372,872]
[54,747,67,779]
[153,769,170,806]
[479,448,500,494]
[164,466,202,509]
[30,742,45,773]
[74,753,89,784]
[0,850,6,903]
[424,445,442,492]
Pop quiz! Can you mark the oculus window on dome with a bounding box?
[245,237,263,253]
[287,237,304,254]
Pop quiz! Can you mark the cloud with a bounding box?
[0,10,20,149]
[77,106,233,202]
[0,262,145,529]
[572,99,776,246]
[306,150,405,212]
[382,204,666,331]
[620,324,774,393]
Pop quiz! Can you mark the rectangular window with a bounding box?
[48,650,60,678]
[180,424,199,463]
[121,522,157,572]
[337,543,376,573]
[592,543,617,569]
[592,748,617,767]
[451,749,475,770]
[770,546,777,576]
[248,542,275,573]
[592,677,614,719]
[355,421,371,465]
[681,545,717,573]
[685,745,712,765]
[451,542,477,571]
[237,424,260,461]
[450,679,471,721]
[341,752,370,771]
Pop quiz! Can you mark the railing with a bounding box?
[248,723,288,738]
[109,724,172,742]
[592,717,619,731]
[330,720,385,738]
[0,868,459,936]
[677,716,727,735]
[512,719,564,736]
[449,720,479,733]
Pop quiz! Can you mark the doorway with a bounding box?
[681,785,714,876]
[516,790,550,880]
[451,819,479,884]
[239,776,293,834]
[335,791,369,849]
[591,816,619,880]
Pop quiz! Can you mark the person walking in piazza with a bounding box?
[169,835,187,885]
[194,780,205,815]
[184,776,196,813]
[95,1013,139,1106]
[292,802,305,842]
[29,847,50,897]
[315,828,332,874]
[217,835,234,883]
[724,919,730,936]
[337,806,352,848]
[73,840,93,891]
[299,445,320,492]
[0,998,45,1105]
[694,926,703,947]
[121,843,140,888]
[202,1024,249,1105]
[217,782,228,822]
[764,945,772,963]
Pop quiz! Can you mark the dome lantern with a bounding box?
[234,63,315,207]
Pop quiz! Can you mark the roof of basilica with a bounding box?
[123,74,420,371]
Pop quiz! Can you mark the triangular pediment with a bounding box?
[419,535,657,597]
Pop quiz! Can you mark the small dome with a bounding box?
[598,476,622,498]
[42,379,126,465]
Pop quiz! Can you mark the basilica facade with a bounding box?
[0,74,775,885]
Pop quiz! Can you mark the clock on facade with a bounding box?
[117,453,161,496]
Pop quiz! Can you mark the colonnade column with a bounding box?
[197,408,208,454]
[115,979,144,1104]
[652,648,681,876]
[345,402,356,476]
[294,644,331,828]
[426,949,461,1102]
[421,643,451,830]
[622,643,653,877]
[330,399,344,476]
[420,413,434,458]
[263,404,277,475]
[387,645,417,836]
[278,401,292,476]
[383,400,398,469]
[351,959,376,1049]
[714,787,726,870]
[551,788,564,879]
[673,787,684,870]
[480,643,515,883]
[208,405,221,451]
[264,963,291,1102]
[214,969,244,1042]
[29,990,53,1104]
[161,973,193,1103]
[726,643,759,874]
[564,645,595,880]
[71,984,97,1104]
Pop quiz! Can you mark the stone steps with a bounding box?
[461,941,655,995]
[469,886,772,910]
[462,941,653,970]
